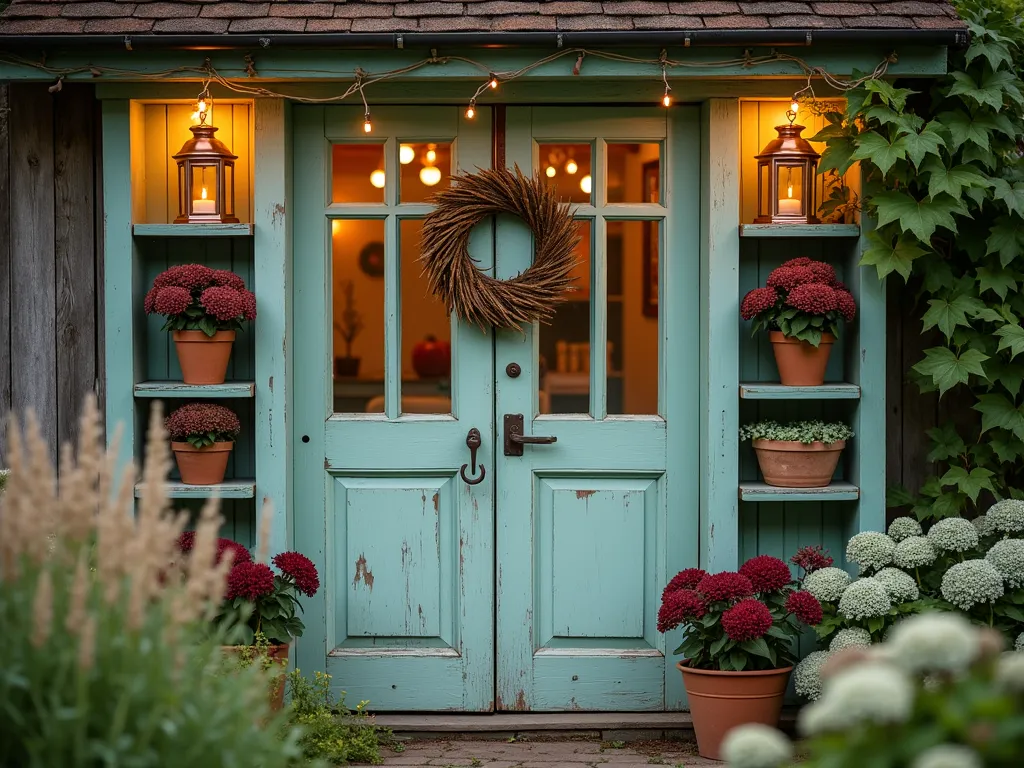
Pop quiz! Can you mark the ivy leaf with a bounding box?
[986,217,1024,267]
[991,179,1024,218]
[928,491,968,520]
[912,347,989,396]
[995,323,1024,359]
[989,432,1024,464]
[852,132,907,175]
[819,137,858,176]
[938,109,993,150]
[948,70,1017,110]
[864,80,916,111]
[808,123,850,142]
[873,190,960,243]
[926,422,966,463]
[987,358,1024,398]
[859,230,927,281]
[901,124,947,168]
[920,159,992,200]
[978,266,1017,300]
[966,37,1013,70]
[939,466,996,504]
[975,393,1024,440]
[887,485,917,507]
[921,295,986,340]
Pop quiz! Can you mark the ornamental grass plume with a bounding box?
[0,396,300,767]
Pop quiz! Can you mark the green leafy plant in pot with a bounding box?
[741,419,853,488]
[658,553,823,759]
[334,279,364,378]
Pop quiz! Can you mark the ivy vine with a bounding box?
[811,0,1024,520]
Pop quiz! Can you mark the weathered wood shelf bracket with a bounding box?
[739,383,861,400]
[134,381,256,398]
[739,482,859,502]
[132,223,255,237]
[133,479,257,499]
[738,224,860,238]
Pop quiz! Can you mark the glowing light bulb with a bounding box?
[197,99,207,114]
[791,100,799,116]
[465,104,476,119]
[400,144,415,165]
[370,170,386,189]
[489,75,498,89]
[566,159,578,175]
[545,165,556,178]
[420,166,442,186]
[580,175,592,195]
[662,94,671,108]
[425,146,437,164]
[363,114,372,133]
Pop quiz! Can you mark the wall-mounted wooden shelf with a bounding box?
[739,224,860,238]
[132,223,254,237]
[739,383,860,400]
[134,479,256,499]
[739,482,859,502]
[134,381,256,398]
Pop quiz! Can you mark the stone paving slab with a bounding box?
[361,739,723,768]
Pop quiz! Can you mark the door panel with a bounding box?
[495,107,701,712]
[293,106,495,711]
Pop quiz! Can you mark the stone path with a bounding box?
[360,738,723,767]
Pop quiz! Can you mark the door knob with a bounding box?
[504,413,557,457]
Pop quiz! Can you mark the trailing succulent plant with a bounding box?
[740,420,854,445]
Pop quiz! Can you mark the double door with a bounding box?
[292,104,699,711]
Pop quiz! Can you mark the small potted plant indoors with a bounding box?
[144,264,256,385]
[741,419,852,488]
[740,257,856,386]
[165,403,240,485]
[175,533,321,711]
[659,554,823,760]
[334,279,364,378]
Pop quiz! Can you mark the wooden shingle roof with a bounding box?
[0,1,964,37]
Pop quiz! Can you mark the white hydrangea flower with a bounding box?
[798,661,913,736]
[911,745,982,768]
[888,516,923,542]
[941,560,1004,610]
[986,498,1024,534]
[893,536,938,569]
[985,538,1024,588]
[972,514,995,538]
[884,612,981,674]
[838,578,892,620]
[793,650,831,701]
[829,627,872,653]
[927,517,980,553]
[873,567,920,603]
[803,567,851,603]
[1015,632,1024,652]
[996,652,1024,693]
[846,531,896,573]
[720,724,792,768]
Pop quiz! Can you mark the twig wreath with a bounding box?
[420,166,580,332]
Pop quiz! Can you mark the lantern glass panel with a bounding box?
[189,164,217,214]
[758,161,770,219]
[224,164,234,217]
[177,164,187,216]
[775,163,805,217]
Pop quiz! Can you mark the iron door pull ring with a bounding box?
[460,427,486,486]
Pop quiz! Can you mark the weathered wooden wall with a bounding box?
[0,82,102,467]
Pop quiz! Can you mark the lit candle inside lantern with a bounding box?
[778,182,801,216]
[193,186,216,214]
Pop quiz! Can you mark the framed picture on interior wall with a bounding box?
[642,160,659,318]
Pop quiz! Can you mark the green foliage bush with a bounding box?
[739,419,853,445]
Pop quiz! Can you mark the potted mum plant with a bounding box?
[165,402,240,485]
[741,419,853,488]
[740,257,856,386]
[144,264,256,385]
[659,553,823,760]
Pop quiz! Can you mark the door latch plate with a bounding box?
[504,413,525,456]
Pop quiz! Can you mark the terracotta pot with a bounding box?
[678,661,792,760]
[769,331,834,386]
[222,643,290,711]
[173,330,235,385]
[171,441,233,485]
[753,439,846,488]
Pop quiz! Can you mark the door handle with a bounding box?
[460,427,486,486]
[504,414,558,457]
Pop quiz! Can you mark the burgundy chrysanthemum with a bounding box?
[835,289,857,322]
[657,588,706,633]
[144,286,160,314]
[177,530,196,554]
[662,568,709,600]
[239,289,257,321]
[226,561,275,601]
[152,286,193,316]
[721,599,773,642]
[211,269,247,291]
[790,545,834,574]
[153,263,216,290]
[697,572,754,604]
[200,286,249,322]
[785,282,839,315]
[781,257,837,287]
[766,265,818,292]
[785,589,824,626]
[739,555,792,593]
[165,403,242,442]
[740,287,779,320]
[273,551,320,597]
[216,538,252,565]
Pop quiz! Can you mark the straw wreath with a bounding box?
[420,166,580,332]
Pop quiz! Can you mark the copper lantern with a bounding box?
[754,105,821,225]
[173,100,238,224]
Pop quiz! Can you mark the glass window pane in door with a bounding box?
[539,143,592,204]
[538,220,592,415]
[607,220,658,416]
[332,218,386,413]
[332,144,386,203]
[400,218,451,414]
[607,143,660,204]
[400,142,452,203]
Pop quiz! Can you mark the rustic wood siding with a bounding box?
[0,83,102,466]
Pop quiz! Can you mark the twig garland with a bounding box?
[420,166,580,332]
